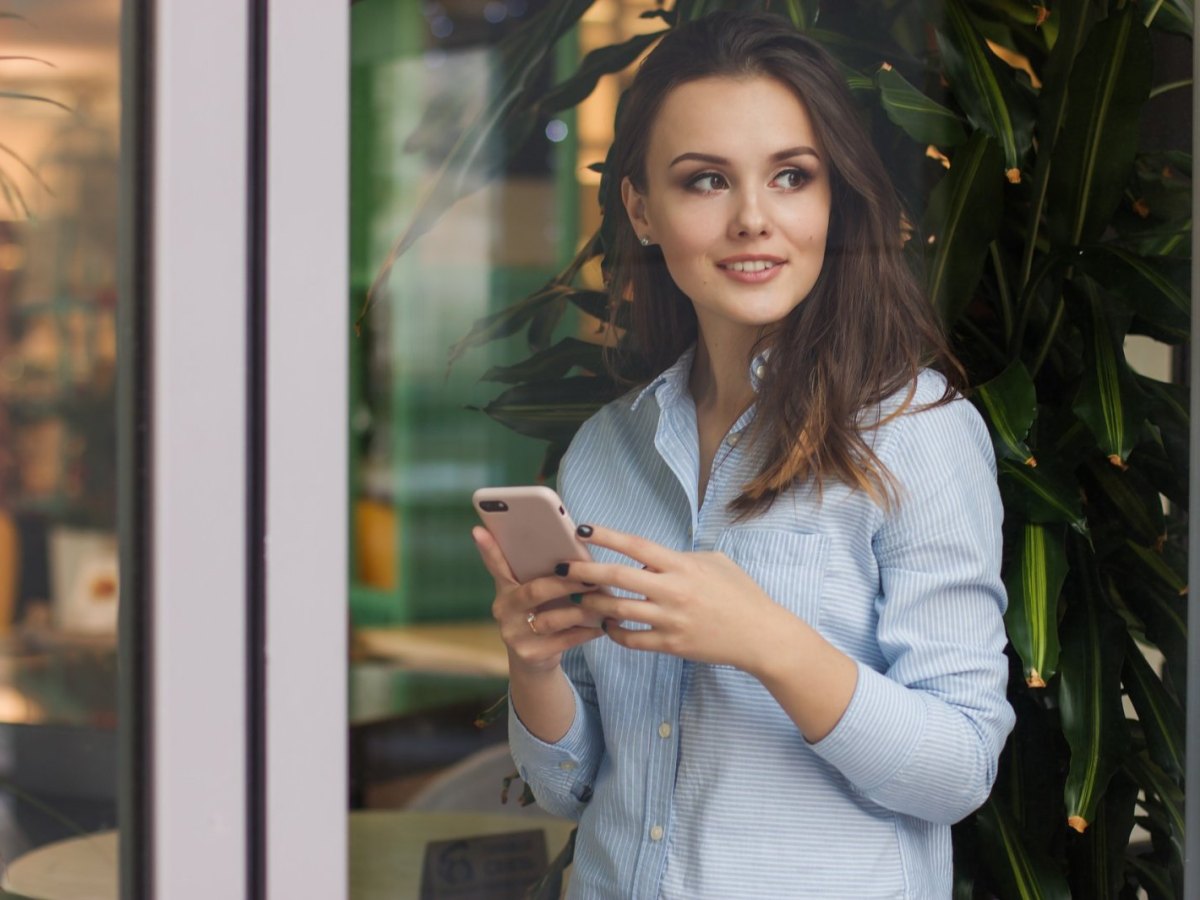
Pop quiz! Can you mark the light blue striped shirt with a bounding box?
[509,346,1015,899]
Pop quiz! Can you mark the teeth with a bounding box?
[724,260,777,272]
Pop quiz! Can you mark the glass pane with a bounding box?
[0,2,122,897]
[348,0,596,896]
[347,2,1192,898]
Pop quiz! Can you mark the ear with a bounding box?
[620,176,651,235]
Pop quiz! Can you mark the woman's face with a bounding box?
[622,75,832,343]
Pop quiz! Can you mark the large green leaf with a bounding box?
[1125,752,1184,858]
[975,798,1072,900]
[875,64,967,147]
[475,376,618,444]
[1065,769,1139,900]
[1068,277,1147,468]
[974,361,1037,466]
[482,338,606,385]
[1111,540,1188,699]
[1005,524,1067,687]
[1137,375,1190,508]
[924,132,1005,325]
[1014,0,1097,292]
[1058,538,1130,833]
[1123,636,1185,779]
[1045,6,1152,246]
[1083,457,1165,551]
[540,30,667,115]
[1149,0,1194,36]
[1076,248,1189,345]
[935,0,1035,180]
[368,0,595,300]
[447,282,572,368]
[998,459,1087,534]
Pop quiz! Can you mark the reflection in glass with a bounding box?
[345,3,662,897]
[0,0,121,889]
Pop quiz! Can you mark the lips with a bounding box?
[717,255,786,282]
[715,255,782,273]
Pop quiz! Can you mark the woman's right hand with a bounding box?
[472,526,604,675]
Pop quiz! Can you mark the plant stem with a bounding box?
[959,316,1008,368]
[1149,79,1192,100]
[1010,251,1062,359]
[1143,0,1166,27]
[989,242,1013,342]
[1030,296,1066,378]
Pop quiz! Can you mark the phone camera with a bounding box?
[479,500,508,512]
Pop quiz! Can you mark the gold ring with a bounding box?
[526,611,540,635]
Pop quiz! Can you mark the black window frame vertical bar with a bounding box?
[248,0,269,897]
[118,0,154,897]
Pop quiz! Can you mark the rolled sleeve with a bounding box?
[507,650,605,820]
[810,396,1015,824]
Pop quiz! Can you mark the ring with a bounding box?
[526,611,540,635]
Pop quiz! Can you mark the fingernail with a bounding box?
[570,593,583,605]
[577,524,593,538]
[554,562,570,577]
[600,619,608,632]
[582,582,596,588]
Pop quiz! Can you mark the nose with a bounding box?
[729,187,770,239]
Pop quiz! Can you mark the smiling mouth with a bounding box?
[718,260,784,273]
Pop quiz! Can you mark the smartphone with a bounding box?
[472,485,592,583]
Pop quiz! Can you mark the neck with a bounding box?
[689,325,761,417]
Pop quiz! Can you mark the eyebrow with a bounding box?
[668,146,820,168]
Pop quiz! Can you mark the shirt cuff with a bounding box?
[508,685,599,803]
[807,660,929,792]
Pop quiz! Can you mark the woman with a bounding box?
[473,12,1013,899]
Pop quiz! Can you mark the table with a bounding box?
[2,811,576,899]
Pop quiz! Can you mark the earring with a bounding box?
[639,235,650,247]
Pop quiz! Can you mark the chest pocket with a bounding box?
[712,528,831,629]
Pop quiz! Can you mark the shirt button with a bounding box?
[559,760,576,771]
[649,825,665,842]
[658,722,672,739]
[727,432,740,447]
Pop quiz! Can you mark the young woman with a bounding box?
[473,12,1013,899]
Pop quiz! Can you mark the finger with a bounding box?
[600,618,658,652]
[575,523,679,571]
[581,593,662,628]
[558,559,657,598]
[528,603,606,634]
[472,526,518,585]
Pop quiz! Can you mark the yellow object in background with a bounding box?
[0,511,16,634]
[355,498,397,590]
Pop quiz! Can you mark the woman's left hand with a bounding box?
[563,523,793,673]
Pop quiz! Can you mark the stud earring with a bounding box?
[639,235,650,247]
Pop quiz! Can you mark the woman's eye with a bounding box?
[773,168,812,190]
[687,172,728,193]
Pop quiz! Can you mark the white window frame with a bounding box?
[143,1,347,898]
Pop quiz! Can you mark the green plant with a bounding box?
[0,12,64,218]
[380,1,1192,896]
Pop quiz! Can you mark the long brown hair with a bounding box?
[603,11,964,515]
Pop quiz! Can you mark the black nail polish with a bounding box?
[570,593,583,605]
[600,619,608,632]
[577,524,593,538]
[582,582,596,588]
[554,562,570,577]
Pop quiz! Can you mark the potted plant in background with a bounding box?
[370,0,1192,896]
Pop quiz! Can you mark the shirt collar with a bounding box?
[630,344,772,412]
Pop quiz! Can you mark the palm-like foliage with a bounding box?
[0,12,63,218]
[378,1,1192,896]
